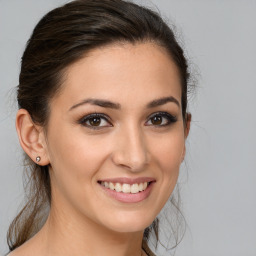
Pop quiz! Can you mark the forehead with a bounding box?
[53,42,182,109]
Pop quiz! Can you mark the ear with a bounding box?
[185,113,191,139]
[181,113,191,162]
[16,109,50,166]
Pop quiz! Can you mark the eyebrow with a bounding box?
[146,96,180,108]
[69,98,121,111]
[69,96,180,111]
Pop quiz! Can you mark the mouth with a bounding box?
[97,178,155,203]
[98,181,152,194]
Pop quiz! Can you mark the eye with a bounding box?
[79,113,112,129]
[145,112,177,127]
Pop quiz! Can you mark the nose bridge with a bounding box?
[112,122,149,171]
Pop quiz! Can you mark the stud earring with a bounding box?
[36,156,41,162]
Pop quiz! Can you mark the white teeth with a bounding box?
[100,181,150,194]
[115,183,122,192]
[122,184,131,193]
[131,184,139,194]
[109,182,115,190]
[138,183,144,192]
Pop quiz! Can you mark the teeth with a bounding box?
[109,182,115,190]
[104,181,109,188]
[122,184,131,193]
[131,184,139,194]
[100,181,149,193]
[115,183,122,192]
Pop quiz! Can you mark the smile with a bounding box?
[100,181,149,194]
[98,178,155,203]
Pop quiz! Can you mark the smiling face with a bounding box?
[43,42,188,233]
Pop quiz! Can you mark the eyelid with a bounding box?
[145,111,177,126]
[77,111,176,130]
[78,113,112,129]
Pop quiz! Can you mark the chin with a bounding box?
[100,211,156,233]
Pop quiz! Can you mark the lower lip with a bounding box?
[99,182,154,203]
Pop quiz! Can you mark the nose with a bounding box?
[111,125,150,172]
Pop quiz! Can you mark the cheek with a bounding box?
[47,130,111,214]
[143,129,185,217]
[46,125,116,204]
[48,130,109,181]
[152,131,185,169]
[150,129,185,193]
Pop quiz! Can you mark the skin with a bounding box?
[13,42,190,256]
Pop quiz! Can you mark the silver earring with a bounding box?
[36,156,41,162]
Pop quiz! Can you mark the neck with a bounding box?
[34,205,145,256]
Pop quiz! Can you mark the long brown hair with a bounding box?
[7,0,191,254]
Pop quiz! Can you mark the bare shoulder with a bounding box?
[6,247,32,256]
[7,248,39,256]
[6,239,44,256]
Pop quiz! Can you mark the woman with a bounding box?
[7,0,192,255]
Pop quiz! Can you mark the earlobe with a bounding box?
[16,109,49,165]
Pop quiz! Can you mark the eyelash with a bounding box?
[146,112,177,127]
[78,112,177,130]
[78,113,112,130]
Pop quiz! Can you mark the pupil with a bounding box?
[89,117,101,126]
[152,116,162,125]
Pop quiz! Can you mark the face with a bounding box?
[44,42,188,233]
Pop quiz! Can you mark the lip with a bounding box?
[98,177,156,203]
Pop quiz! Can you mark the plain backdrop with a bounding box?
[0,0,256,255]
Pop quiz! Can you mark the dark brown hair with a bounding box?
[7,0,191,254]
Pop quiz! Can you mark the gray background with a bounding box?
[1,0,256,255]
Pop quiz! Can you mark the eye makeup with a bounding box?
[77,110,177,131]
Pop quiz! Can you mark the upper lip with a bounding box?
[98,177,156,185]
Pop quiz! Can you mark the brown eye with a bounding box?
[151,115,163,125]
[79,113,112,129]
[146,112,177,127]
[88,117,101,126]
